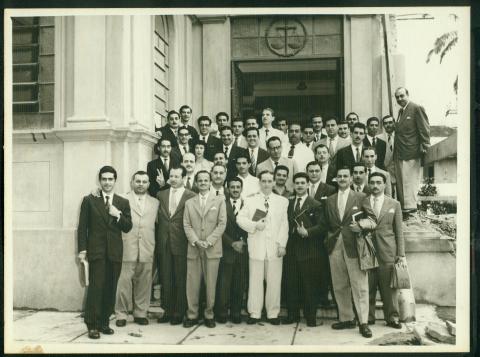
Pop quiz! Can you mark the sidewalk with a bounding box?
[10,304,450,348]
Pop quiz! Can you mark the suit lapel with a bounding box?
[332,193,341,223]
[377,197,391,222]
[203,194,216,216]
[171,190,188,218]
[341,191,355,224]
[128,192,142,216]
[93,194,110,225]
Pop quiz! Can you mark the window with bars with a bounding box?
[12,16,55,130]
[153,16,169,130]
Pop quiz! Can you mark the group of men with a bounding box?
[77,87,429,340]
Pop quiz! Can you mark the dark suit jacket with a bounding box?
[351,184,372,195]
[313,182,336,200]
[223,145,248,181]
[287,196,326,262]
[336,145,362,171]
[147,154,182,197]
[159,125,179,148]
[394,101,430,161]
[366,195,405,264]
[363,137,386,170]
[185,125,199,141]
[156,188,196,257]
[248,147,269,176]
[77,193,133,262]
[199,135,222,161]
[222,197,248,264]
[323,191,376,258]
[172,142,194,160]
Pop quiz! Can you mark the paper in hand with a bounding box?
[252,209,267,222]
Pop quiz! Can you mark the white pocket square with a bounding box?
[352,206,358,210]
[321,196,328,200]
[406,116,412,120]
[388,208,395,213]
[210,207,217,211]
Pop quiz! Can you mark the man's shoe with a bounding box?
[359,324,372,338]
[99,326,114,335]
[134,317,149,325]
[215,316,227,324]
[170,317,183,325]
[115,319,126,327]
[386,320,402,329]
[247,317,260,325]
[331,320,357,330]
[282,316,300,325]
[230,315,242,324]
[368,319,375,325]
[157,314,170,323]
[267,317,280,325]
[88,329,100,339]
[204,319,216,328]
[183,318,198,328]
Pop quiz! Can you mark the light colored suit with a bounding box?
[256,157,298,192]
[366,195,405,323]
[237,192,289,319]
[115,192,159,320]
[183,192,227,319]
[234,135,248,149]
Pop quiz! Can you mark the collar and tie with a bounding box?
[338,190,348,219]
[397,108,404,122]
[328,138,335,156]
[294,196,302,213]
[388,134,393,151]
[202,136,206,142]
[264,196,270,212]
[169,189,178,216]
[309,183,316,197]
[186,176,192,190]
[372,137,377,146]
[373,196,381,218]
[355,147,360,162]
[200,194,208,211]
[250,149,257,173]
[224,146,229,159]
[104,195,110,211]
[163,157,169,169]
[288,145,295,158]
[232,199,238,216]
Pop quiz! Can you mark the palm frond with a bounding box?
[426,31,457,63]
[440,36,458,63]
[453,75,458,95]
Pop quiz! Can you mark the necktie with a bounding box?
[372,137,376,146]
[294,197,302,213]
[265,129,269,138]
[164,158,169,170]
[355,147,360,162]
[232,200,238,216]
[264,196,269,212]
[186,176,192,190]
[216,190,219,196]
[397,108,404,122]
[368,168,371,178]
[338,191,346,219]
[315,134,319,142]
[288,145,295,158]
[310,183,316,197]
[169,189,177,216]
[250,149,256,173]
[105,195,110,211]
[183,145,188,154]
[224,146,229,159]
[202,136,206,142]
[388,135,393,151]
[356,185,361,192]
[274,161,278,168]
[328,139,334,156]
[200,196,206,212]
[373,197,381,218]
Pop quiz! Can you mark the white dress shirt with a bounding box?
[169,187,185,215]
[319,163,329,183]
[237,174,260,198]
[133,192,147,213]
[370,193,385,218]
[223,143,234,159]
[199,133,210,143]
[366,134,378,146]
[210,185,225,197]
[309,180,321,197]
[326,135,339,155]
[259,127,287,150]
[337,188,351,219]
[350,144,363,162]
[281,142,314,172]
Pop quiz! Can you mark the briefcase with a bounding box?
[390,261,411,289]
[356,232,379,271]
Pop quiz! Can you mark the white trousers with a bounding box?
[395,158,421,211]
[247,258,283,319]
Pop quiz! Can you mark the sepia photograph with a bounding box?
[3,5,470,353]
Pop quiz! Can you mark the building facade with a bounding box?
[11,14,404,310]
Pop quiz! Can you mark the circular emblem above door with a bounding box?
[265,18,307,57]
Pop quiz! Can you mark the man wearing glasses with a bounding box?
[197,116,222,161]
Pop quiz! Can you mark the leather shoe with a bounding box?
[157,315,170,323]
[170,317,183,325]
[267,317,280,325]
[282,316,300,325]
[230,315,242,324]
[368,319,375,325]
[204,319,216,328]
[359,324,372,338]
[247,316,260,325]
[215,316,227,324]
[115,319,126,327]
[134,317,149,325]
[99,326,114,335]
[88,329,100,339]
[331,320,356,330]
[183,318,198,328]
[386,320,402,329]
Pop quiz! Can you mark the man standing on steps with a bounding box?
[237,170,289,326]
[362,147,392,197]
[235,154,260,198]
[147,137,181,197]
[156,166,196,326]
[364,117,386,170]
[258,107,287,150]
[272,165,292,198]
[244,127,269,177]
[210,164,227,197]
[281,122,314,172]
[378,115,397,198]
[182,153,197,192]
[179,105,199,141]
[77,166,133,339]
[115,171,159,328]
[197,116,222,162]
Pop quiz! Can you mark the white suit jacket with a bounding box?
[237,192,289,261]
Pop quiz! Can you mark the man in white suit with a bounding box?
[115,171,159,327]
[237,170,289,325]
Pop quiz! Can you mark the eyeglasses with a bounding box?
[178,133,189,137]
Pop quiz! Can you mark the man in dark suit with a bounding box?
[351,163,371,194]
[215,177,248,324]
[156,166,196,325]
[197,116,222,161]
[77,166,133,339]
[283,173,326,327]
[220,125,247,181]
[345,112,359,132]
[366,172,406,328]
[147,138,182,197]
[179,105,199,141]
[323,166,376,338]
[394,87,430,218]
[314,144,336,187]
[158,110,182,148]
[245,127,269,176]
[364,117,386,170]
[311,114,327,143]
[305,161,336,306]
[173,126,195,160]
[336,122,367,170]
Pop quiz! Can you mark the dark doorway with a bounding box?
[232,59,343,126]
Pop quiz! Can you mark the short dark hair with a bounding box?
[220,125,233,134]
[131,170,149,181]
[345,112,359,120]
[266,136,282,148]
[216,111,230,121]
[235,153,251,164]
[352,122,366,132]
[366,117,380,126]
[99,166,117,180]
[395,86,409,96]
[197,115,212,126]
[288,122,302,130]
[362,146,377,155]
[325,116,338,125]
[338,119,349,126]
[211,163,226,173]
[179,105,192,113]
[369,171,386,183]
[178,126,190,134]
[311,114,323,121]
[258,170,274,180]
[245,127,260,136]
[303,122,314,130]
[274,164,289,176]
[170,165,187,177]
[306,160,320,171]
[382,115,394,123]
[194,140,207,150]
[167,110,180,120]
[336,165,352,175]
[154,137,172,155]
[194,170,210,182]
[314,144,329,154]
[262,107,275,116]
[293,172,310,183]
[228,176,243,188]
[232,117,244,125]
[352,163,367,172]
[213,151,226,159]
